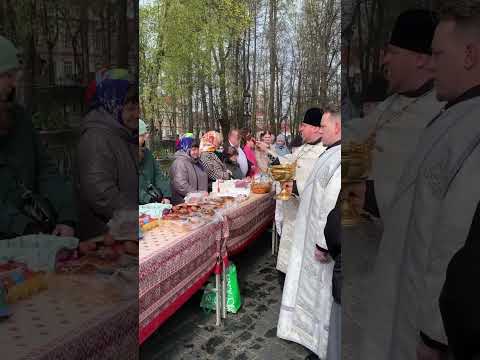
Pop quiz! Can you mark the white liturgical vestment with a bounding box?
[275,141,325,273]
[277,144,341,358]
[344,88,444,218]
[360,95,480,359]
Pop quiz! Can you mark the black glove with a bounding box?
[150,195,164,203]
[23,221,52,235]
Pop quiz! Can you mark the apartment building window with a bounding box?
[64,61,73,78]
[64,31,70,49]
[95,31,103,51]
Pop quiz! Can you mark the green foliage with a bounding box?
[140,0,251,128]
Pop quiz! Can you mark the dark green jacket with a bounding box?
[139,147,169,204]
[225,160,243,180]
[0,105,77,238]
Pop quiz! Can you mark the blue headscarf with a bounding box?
[180,135,194,152]
[90,68,131,123]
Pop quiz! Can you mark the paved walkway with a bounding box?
[343,220,382,360]
[140,221,382,360]
[140,229,312,360]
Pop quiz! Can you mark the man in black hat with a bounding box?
[344,9,444,220]
[257,107,326,282]
[361,4,480,360]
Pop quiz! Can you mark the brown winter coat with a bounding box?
[169,150,208,205]
[75,109,138,241]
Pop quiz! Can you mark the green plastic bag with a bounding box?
[200,282,216,313]
[200,263,242,314]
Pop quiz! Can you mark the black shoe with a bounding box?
[305,353,319,360]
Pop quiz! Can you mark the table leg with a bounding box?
[222,260,227,319]
[272,221,276,255]
[216,272,221,326]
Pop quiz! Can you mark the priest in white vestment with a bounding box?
[343,9,444,219]
[277,110,341,359]
[266,108,325,276]
[360,9,480,359]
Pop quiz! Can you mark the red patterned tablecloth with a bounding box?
[139,218,224,344]
[221,192,276,256]
[0,275,137,360]
[139,192,275,343]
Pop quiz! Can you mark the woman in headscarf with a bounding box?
[199,131,231,186]
[139,119,170,205]
[169,135,208,205]
[76,68,139,241]
[274,134,290,157]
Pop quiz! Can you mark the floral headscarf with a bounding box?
[200,131,222,153]
[89,68,131,123]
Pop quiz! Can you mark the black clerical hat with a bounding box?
[389,9,438,55]
[303,107,323,127]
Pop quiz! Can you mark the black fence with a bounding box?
[39,129,79,180]
[149,136,176,159]
[38,130,177,198]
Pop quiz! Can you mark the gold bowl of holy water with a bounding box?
[342,142,370,181]
[269,163,296,201]
[341,142,371,226]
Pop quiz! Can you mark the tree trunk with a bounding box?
[116,0,129,68]
[200,75,209,133]
[171,96,177,137]
[294,64,303,129]
[5,0,17,42]
[104,1,111,66]
[276,64,283,134]
[132,0,140,79]
[216,44,229,139]
[268,0,277,132]
[251,0,258,133]
[187,66,194,133]
[23,33,36,113]
[47,45,55,85]
[242,28,250,130]
[208,82,215,130]
[0,2,5,35]
[80,4,90,83]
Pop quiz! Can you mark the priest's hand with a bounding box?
[282,181,293,194]
[416,341,448,360]
[314,248,330,263]
[345,182,366,211]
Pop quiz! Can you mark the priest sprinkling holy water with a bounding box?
[277,109,341,360]
[259,108,326,283]
[360,1,480,359]
[344,9,444,219]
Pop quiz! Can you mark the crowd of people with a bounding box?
[0,30,341,360]
[140,124,302,205]
[147,107,342,360]
[5,1,480,358]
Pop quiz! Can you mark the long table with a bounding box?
[139,217,225,344]
[221,192,275,256]
[0,275,138,360]
[139,192,275,343]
